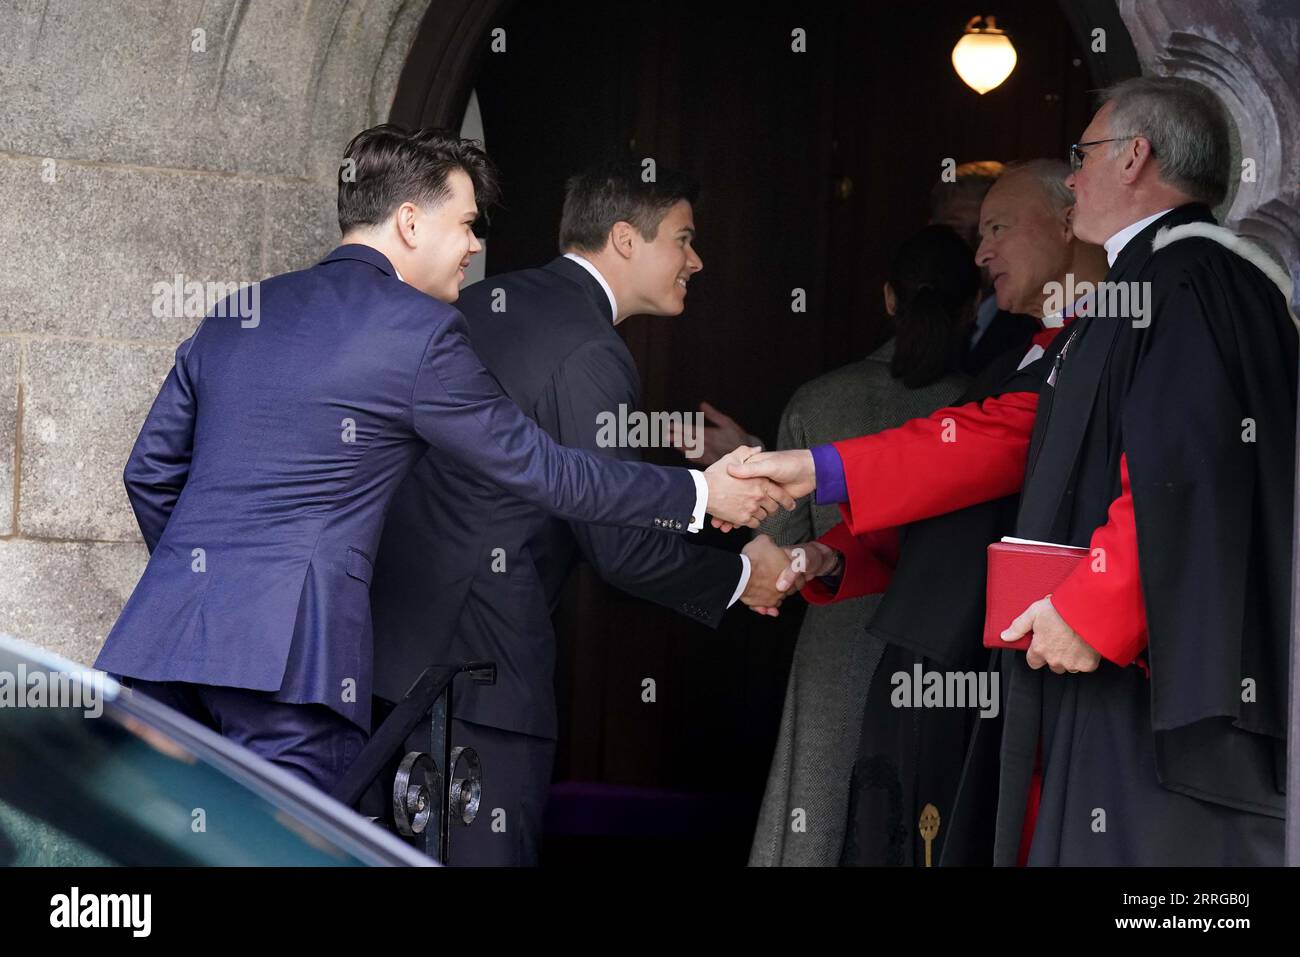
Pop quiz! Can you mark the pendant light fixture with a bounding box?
[952,15,1018,95]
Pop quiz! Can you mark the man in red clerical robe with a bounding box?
[762,159,1107,866]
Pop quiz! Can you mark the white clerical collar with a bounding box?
[563,252,618,322]
[1041,291,1093,329]
[394,266,404,282]
[1103,208,1176,267]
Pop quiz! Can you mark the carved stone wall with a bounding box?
[0,0,429,664]
[1120,0,1300,295]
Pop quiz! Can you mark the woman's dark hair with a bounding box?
[337,124,500,234]
[887,224,980,388]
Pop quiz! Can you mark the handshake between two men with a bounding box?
[700,445,803,530]
[708,448,825,614]
[721,447,1103,678]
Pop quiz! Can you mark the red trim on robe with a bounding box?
[800,522,900,605]
[1017,744,1043,866]
[1050,453,1150,669]
[1030,326,1061,351]
[832,391,1040,536]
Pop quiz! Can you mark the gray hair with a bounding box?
[1004,158,1074,214]
[929,160,1006,219]
[1098,76,1229,206]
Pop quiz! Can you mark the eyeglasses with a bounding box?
[1069,136,1145,171]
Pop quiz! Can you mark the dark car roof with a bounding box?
[0,634,432,867]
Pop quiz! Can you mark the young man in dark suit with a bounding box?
[371,161,791,865]
[96,129,789,796]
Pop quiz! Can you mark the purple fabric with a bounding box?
[812,443,847,506]
[544,781,742,838]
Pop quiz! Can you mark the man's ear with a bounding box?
[883,282,897,317]
[609,221,637,260]
[396,201,420,249]
[1120,137,1153,185]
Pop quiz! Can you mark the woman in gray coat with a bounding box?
[749,225,979,866]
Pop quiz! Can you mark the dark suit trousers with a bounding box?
[128,679,366,795]
[448,718,555,867]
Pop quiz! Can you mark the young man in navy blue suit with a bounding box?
[96,127,793,794]
[370,161,794,865]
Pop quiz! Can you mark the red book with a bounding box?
[983,538,1089,650]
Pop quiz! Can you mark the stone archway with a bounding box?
[388,0,513,130]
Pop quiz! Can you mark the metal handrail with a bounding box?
[330,660,496,863]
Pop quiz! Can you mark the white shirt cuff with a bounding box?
[687,469,708,533]
[727,553,752,608]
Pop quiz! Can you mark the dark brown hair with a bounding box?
[337,124,500,234]
[559,159,699,254]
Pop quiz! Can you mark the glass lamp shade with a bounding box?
[952,30,1017,94]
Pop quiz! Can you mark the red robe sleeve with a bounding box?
[1049,453,1149,668]
[801,522,900,605]
[831,391,1039,536]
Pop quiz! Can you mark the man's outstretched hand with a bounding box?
[743,538,841,617]
[711,449,816,531]
[703,446,796,529]
[740,534,794,613]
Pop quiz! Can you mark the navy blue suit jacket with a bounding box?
[95,245,697,732]
[370,257,742,738]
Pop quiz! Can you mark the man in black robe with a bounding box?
[735,76,1296,865]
